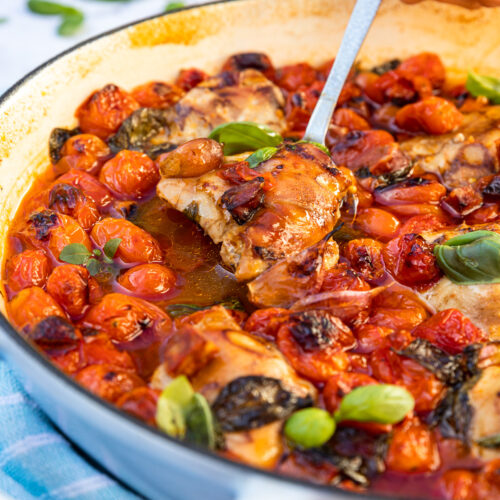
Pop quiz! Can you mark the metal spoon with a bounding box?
[303,0,382,145]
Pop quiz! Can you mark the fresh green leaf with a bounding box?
[184,393,216,449]
[466,72,500,105]
[208,122,283,156]
[161,375,195,409]
[59,243,92,265]
[246,147,278,168]
[156,396,186,438]
[297,140,330,155]
[165,1,185,11]
[86,258,102,276]
[334,384,414,425]
[92,249,102,257]
[28,0,78,15]
[477,433,500,449]
[58,12,83,36]
[284,408,336,449]
[103,238,122,261]
[0,18,7,24]
[434,230,500,285]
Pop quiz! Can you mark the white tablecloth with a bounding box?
[0,0,204,95]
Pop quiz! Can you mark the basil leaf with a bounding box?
[434,230,500,284]
[165,1,185,11]
[28,0,77,15]
[208,122,282,156]
[477,433,500,449]
[284,408,336,449]
[0,18,7,24]
[58,12,84,36]
[156,397,186,438]
[161,375,195,409]
[246,146,278,168]
[334,384,414,425]
[185,393,216,449]
[466,72,500,105]
[297,140,330,156]
[86,258,102,276]
[166,297,244,318]
[103,238,122,260]
[59,243,92,265]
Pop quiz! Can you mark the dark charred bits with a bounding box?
[374,176,430,193]
[287,246,322,278]
[48,127,80,164]
[370,59,401,76]
[29,210,58,240]
[483,175,500,198]
[212,376,312,432]
[49,183,82,212]
[30,316,79,355]
[108,107,175,159]
[220,177,265,225]
[222,53,275,80]
[110,200,139,220]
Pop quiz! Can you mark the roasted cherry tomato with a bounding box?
[82,334,135,371]
[332,108,370,131]
[55,134,110,175]
[118,263,176,299]
[398,52,445,89]
[91,218,162,264]
[82,293,171,342]
[343,238,385,282]
[99,150,159,200]
[355,208,400,242]
[221,52,275,81]
[131,81,183,108]
[6,249,50,294]
[244,308,290,340]
[75,364,144,402]
[58,168,113,209]
[321,262,371,292]
[116,387,159,425]
[275,63,317,91]
[412,309,486,354]
[175,68,208,91]
[76,84,139,139]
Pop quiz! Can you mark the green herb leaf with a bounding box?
[466,72,500,105]
[166,297,244,318]
[477,433,500,449]
[156,397,186,438]
[165,1,185,11]
[246,146,278,168]
[59,243,92,265]
[103,238,122,261]
[92,249,102,257]
[0,18,7,24]
[28,0,77,15]
[58,12,83,36]
[284,408,336,449]
[297,140,330,155]
[184,393,216,449]
[334,384,414,425]
[434,230,500,285]
[86,258,102,276]
[208,122,283,156]
[160,375,195,409]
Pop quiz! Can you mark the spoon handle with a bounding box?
[303,0,381,145]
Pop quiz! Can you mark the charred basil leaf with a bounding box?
[434,230,500,284]
[208,121,282,155]
[29,210,58,240]
[30,316,78,354]
[466,72,500,104]
[165,297,244,318]
[212,376,313,432]
[108,108,175,158]
[371,58,401,76]
[48,127,79,163]
[483,176,500,197]
[289,311,337,351]
[476,433,500,449]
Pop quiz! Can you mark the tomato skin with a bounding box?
[440,470,476,500]
[465,203,500,225]
[385,418,440,473]
[398,213,449,235]
[398,52,445,88]
[82,334,135,370]
[48,214,92,261]
[76,84,140,139]
[118,263,176,299]
[395,96,463,135]
[383,233,441,287]
[343,238,385,282]
[46,264,97,318]
[91,218,162,265]
[321,262,371,292]
[412,309,486,354]
[275,63,318,91]
[55,134,110,175]
[364,70,417,105]
[332,108,370,131]
[354,324,393,354]
[116,387,159,425]
[48,183,100,232]
[99,150,159,200]
[58,169,113,210]
[355,208,400,242]
[175,68,208,91]
[75,364,144,403]
[131,81,182,108]
[82,293,171,342]
[8,287,65,332]
[374,178,446,207]
[6,249,50,294]
[243,308,290,340]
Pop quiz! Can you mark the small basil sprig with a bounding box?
[27,0,84,36]
[165,1,185,11]
[208,121,283,155]
[246,146,278,168]
[297,140,330,156]
[434,230,500,285]
[466,72,500,105]
[333,384,414,424]
[59,238,121,276]
[156,375,215,448]
[284,384,414,449]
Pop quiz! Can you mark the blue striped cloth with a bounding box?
[0,360,142,500]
